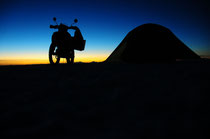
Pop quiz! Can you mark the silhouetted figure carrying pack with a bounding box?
[49,18,85,64]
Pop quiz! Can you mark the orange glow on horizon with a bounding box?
[0,59,49,65]
[0,52,109,65]
[1,51,209,66]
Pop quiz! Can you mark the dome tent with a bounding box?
[106,23,200,63]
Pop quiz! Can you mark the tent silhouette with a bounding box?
[106,23,200,63]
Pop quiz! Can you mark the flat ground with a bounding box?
[0,61,210,138]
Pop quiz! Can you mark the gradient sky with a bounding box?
[0,0,209,64]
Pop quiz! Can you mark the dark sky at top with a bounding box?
[0,0,209,59]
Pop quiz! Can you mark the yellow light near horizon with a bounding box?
[0,60,49,65]
[75,52,108,62]
[0,52,109,65]
[0,52,47,60]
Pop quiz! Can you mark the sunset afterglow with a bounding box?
[0,51,110,65]
[0,0,209,65]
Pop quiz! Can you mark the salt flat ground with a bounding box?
[0,61,210,138]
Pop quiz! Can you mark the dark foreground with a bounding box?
[0,61,210,138]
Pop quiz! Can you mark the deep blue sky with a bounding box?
[0,0,210,61]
